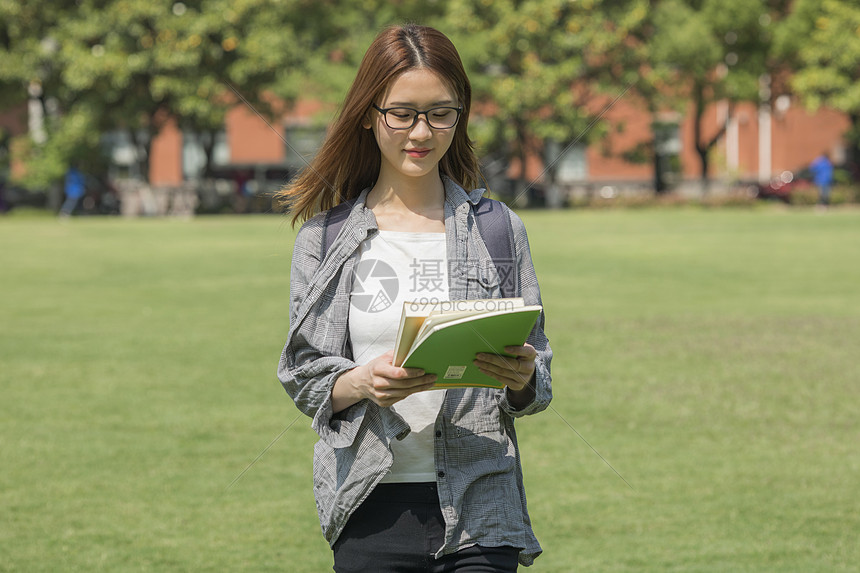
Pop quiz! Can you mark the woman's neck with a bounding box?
[367,171,446,232]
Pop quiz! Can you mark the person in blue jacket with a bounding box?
[60,165,86,217]
[809,153,834,206]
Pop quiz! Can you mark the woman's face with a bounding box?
[367,68,459,183]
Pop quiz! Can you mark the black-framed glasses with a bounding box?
[372,104,462,130]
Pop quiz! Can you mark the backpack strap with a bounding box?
[473,196,517,298]
[322,198,357,261]
[322,195,517,297]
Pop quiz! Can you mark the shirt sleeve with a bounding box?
[498,208,553,417]
[277,216,368,448]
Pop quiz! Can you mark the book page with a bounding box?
[414,298,525,341]
[408,305,541,358]
[393,315,428,366]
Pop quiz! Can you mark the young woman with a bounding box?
[277,24,552,572]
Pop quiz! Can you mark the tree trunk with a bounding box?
[649,105,668,194]
[692,84,730,195]
[653,133,667,194]
[848,113,860,179]
[513,122,530,207]
[693,82,710,193]
[697,146,710,193]
[200,130,217,180]
[543,139,563,208]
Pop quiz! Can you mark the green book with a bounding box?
[396,301,542,389]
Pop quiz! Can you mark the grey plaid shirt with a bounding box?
[277,177,552,566]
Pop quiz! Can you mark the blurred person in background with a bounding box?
[810,153,834,207]
[60,164,86,217]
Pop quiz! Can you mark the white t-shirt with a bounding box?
[348,229,448,483]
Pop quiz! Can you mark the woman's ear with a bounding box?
[361,113,372,130]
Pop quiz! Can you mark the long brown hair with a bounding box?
[278,24,481,225]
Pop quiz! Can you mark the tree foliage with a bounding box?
[442,0,642,197]
[775,0,860,169]
[1,0,856,195]
[268,0,446,104]
[2,0,302,187]
[643,0,777,186]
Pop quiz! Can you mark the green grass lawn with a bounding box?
[1,207,858,572]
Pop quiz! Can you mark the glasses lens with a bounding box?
[385,108,418,129]
[427,107,459,129]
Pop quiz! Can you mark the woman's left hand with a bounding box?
[474,343,536,392]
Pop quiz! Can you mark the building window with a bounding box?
[101,130,146,179]
[554,143,588,183]
[283,126,325,169]
[183,131,230,179]
[653,121,681,188]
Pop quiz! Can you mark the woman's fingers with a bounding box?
[362,353,438,407]
[473,363,530,391]
[369,351,427,381]
[474,354,534,376]
[503,343,537,360]
[473,343,536,390]
[373,372,438,390]
[369,374,437,406]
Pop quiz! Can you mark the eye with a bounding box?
[388,108,414,119]
[431,109,455,119]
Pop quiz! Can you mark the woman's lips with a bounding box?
[405,148,431,158]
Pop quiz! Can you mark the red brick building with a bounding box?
[146,90,849,196]
[4,91,848,196]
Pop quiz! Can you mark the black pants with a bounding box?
[332,482,520,573]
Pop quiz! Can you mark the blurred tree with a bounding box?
[0,0,86,199]
[55,0,305,182]
[442,0,782,197]
[564,0,668,192]
[269,0,446,105]
[4,0,820,199]
[643,0,776,190]
[442,0,635,205]
[1,0,301,188]
[775,0,860,173]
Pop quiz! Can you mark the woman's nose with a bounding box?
[409,116,433,140]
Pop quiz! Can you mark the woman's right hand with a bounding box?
[331,351,437,412]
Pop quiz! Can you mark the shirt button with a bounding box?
[437,471,445,479]
[435,430,442,438]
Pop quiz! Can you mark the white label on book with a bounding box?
[443,366,467,379]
